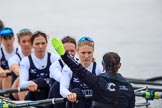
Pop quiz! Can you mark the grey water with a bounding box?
[0,0,162,107]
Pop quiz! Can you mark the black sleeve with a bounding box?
[61,52,99,89]
[127,86,135,108]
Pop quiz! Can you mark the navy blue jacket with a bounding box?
[61,52,135,108]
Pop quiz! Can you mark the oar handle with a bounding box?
[77,95,92,100]
[0,84,51,95]
[6,71,14,76]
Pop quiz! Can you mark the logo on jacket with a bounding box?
[106,83,116,91]
[119,85,128,91]
[1,61,7,66]
[30,69,37,74]
[73,78,80,83]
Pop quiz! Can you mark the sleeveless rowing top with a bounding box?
[0,48,18,69]
[28,52,51,81]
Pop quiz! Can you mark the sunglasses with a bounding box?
[78,36,94,43]
[0,28,14,37]
[17,29,32,36]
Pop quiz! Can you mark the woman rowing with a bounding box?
[0,27,17,97]
[45,36,77,108]
[8,29,32,100]
[20,31,59,107]
[60,36,103,108]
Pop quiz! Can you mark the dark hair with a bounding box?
[102,52,120,73]
[0,20,4,30]
[31,31,48,44]
[62,36,76,48]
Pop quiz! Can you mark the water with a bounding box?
[0,0,162,107]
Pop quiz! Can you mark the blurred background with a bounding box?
[0,0,162,79]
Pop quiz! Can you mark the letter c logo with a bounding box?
[107,83,115,91]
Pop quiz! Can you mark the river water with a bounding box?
[0,0,162,107]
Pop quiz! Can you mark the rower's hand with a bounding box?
[10,64,20,76]
[67,93,78,103]
[0,70,6,77]
[28,81,38,92]
[51,37,65,56]
[0,69,9,77]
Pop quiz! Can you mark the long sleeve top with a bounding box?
[60,52,135,108]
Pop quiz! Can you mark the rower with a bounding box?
[19,31,59,108]
[8,29,32,100]
[0,27,17,97]
[60,36,103,108]
[45,36,77,108]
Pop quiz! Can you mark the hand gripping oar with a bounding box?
[6,71,14,76]
[0,87,28,95]
[0,95,92,108]
[0,84,50,95]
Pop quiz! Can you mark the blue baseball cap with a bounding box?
[0,27,14,37]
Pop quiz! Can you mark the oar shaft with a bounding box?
[0,85,51,95]
[135,92,144,97]
[0,87,28,95]
[127,78,162,86]
[1,95,92,108]
[146,76,162,81]
[1,92,162,108]
[133,86,162,92]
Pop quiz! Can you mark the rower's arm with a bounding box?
[51,37,99,88]
[128,86,135,108]
[61,52,99,89]
[19,57,32,87]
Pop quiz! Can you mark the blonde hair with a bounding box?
[77,40,95,62]
[17,29,32,43]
